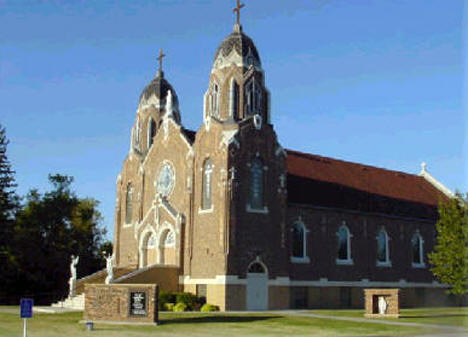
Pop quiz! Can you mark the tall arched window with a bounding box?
[125,183,133,224]
[147,117,156,149]
[211,83,219,116]
[376,229,390,266]
[202,159,213,210]
[336,225,353,264]
[249,157,264,209]
[411,232,425,267]
[291,222,309,263]
[229,78,239,119]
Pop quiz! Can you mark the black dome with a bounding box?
[139,73,179,106]
[213,28,261,66]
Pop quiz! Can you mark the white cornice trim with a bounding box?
[178,275,449,288]
[419,162,455,198]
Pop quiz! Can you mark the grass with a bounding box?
[0,308,439,337]
[309,307,468,327]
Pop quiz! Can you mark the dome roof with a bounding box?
[213,25,261,67]
[138,71,181,123]
[139,72,179,106]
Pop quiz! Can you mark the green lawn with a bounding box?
[309,307,468,327]
[0,309,437,337]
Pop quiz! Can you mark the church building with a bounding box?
[108,7,453,311]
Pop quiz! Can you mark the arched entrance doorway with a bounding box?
[158,229,176,265]
[140,231,157,267]
[246,261,268,311]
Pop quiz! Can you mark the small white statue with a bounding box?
[378,296,388,315]
[70,255,79,280]
[68,255,79,297]
[104,253,115,285]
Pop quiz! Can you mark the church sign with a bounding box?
[129,291,147,316]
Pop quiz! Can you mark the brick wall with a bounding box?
[84,284,158,323]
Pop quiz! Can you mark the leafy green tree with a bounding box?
[429,194,468,300]
[7,174,108,304]
[0,125,20,301]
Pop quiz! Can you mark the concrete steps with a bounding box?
[51,293,85,310]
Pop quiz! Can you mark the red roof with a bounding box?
[286,149,447,207]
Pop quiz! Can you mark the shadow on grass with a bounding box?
[400,314,468,319]
[160,315,279,325]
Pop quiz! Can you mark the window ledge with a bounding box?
[291,256,310,264]
[336,258,354,266]
[246,204,269,214]
[198,207,214,214]
[376,261,392,268]
[123,223,133,228]
[411,262,426,269]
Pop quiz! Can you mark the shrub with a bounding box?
[163,303,175,311]
[175,292,198,310]
[159,291,176,310]
[173,302,188,312]
[200,303,219,312]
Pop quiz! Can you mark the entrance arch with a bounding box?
[139,230,157,268]
[246,260,268,311]
[158,229,176,265]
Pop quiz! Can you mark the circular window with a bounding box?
[156,163,175,197]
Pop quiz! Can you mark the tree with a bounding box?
[0,125,20,300]
[5,174,109,304]
[428,194,468,300]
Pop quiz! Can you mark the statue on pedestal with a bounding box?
[105,253,115,285]
[378,296,388,314]
[68,255,79,297]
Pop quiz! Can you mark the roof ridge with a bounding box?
[286,148,420,178]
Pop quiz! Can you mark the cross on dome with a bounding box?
[233,0,245,26]
[157,48,166,77]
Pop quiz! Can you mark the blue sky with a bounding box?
[1,0,466,239]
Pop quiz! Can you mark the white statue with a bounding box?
[378,296,388,315]
[68,255,79,297]
[104,253,115,285]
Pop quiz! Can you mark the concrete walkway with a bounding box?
[277,310,468,333]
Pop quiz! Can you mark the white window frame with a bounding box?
[376,228,391,267]
[290,221,310,264]
[411,231,426,268]
[201,159,213,211]
[336,224,354,265]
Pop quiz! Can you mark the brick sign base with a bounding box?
[364,288,400,318]
[84,284,158,324]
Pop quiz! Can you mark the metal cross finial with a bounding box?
[157,48,166,76]
[233,0,245,25]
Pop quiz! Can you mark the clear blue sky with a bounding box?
[1,0,466,239]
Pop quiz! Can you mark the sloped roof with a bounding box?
[286,149,448,218]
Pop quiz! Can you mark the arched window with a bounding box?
[202,159,213,210]
[244,78,262,117]
[164,231,175,247]
[249,157,264,209]
[248,262,266,274]
[376,229,390,266]
[291,222,310,263]
[336,225,353,264]
[147,117,156,149]
[229,78,239,119]
[411,232,425,267]
[211,83,219,116]
[125,183,133,224]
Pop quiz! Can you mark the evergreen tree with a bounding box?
[429,194,468,299]
[0,125,19,301]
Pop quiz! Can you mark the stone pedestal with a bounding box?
[364,288,400,318]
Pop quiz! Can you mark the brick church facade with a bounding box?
[110,19,453,311]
